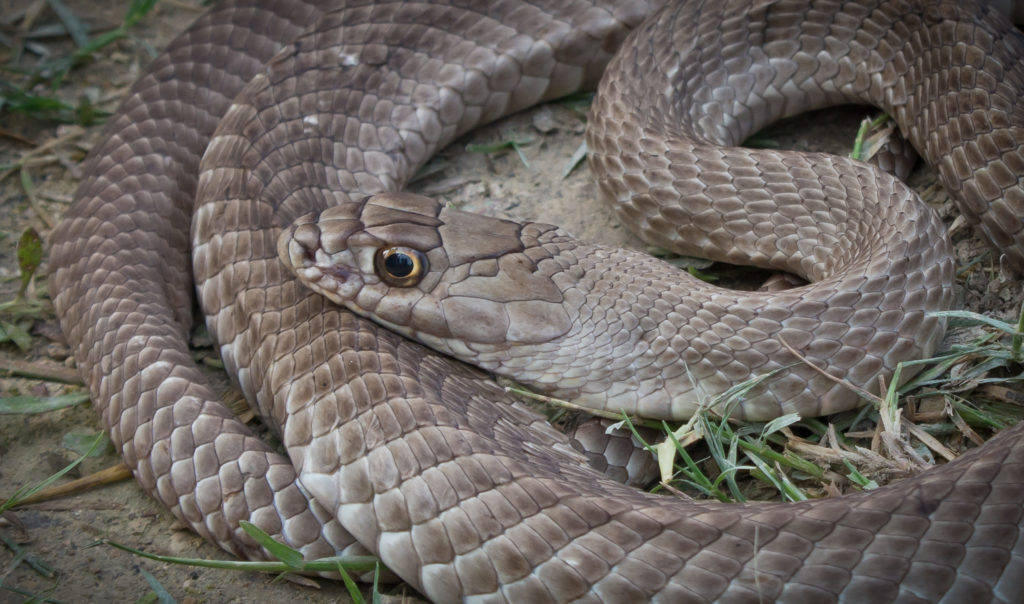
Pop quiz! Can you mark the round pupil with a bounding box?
[384,252,415,277]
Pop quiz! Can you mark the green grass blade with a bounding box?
[843,459,879,489]
[1013,301,1024,361]
[336,563,366,604]
[98,540,380,573]
[137,567,176,604]
[45,0,90,47]
[561,141,587,179]
[930,309,1019,334]
[62,430,110,456]
[1,432,104,512]
[123,0,161,28]
[238,521,304,570]
[372,562,383,604]
[0,392,90,414]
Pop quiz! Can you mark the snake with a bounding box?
[46,0,1024,601]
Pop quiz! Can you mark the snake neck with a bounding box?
[280,193,951,422]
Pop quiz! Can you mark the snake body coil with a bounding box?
[49,0,1024,601]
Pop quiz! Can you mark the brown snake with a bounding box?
[48,0,1024,601]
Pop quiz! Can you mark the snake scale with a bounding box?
[47,0,1024,601]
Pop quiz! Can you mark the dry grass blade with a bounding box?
[2,463,131,507]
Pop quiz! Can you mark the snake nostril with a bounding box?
[287,222,323,268]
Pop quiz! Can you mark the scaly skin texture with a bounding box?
[280,180,951,421]
[50,0,1024,602]
[48,0,364,563]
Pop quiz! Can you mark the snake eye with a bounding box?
[374,246,429,287]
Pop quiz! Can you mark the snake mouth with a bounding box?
[319,262,352,283]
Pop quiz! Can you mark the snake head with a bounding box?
[278,209,367,302]
[278,192,574,350]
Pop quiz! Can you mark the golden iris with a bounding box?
[374,246,428,286]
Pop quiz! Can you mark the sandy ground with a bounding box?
[1,1,1023,603]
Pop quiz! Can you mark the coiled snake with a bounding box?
[48,0,1024,601]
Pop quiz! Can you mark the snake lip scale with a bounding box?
[48,0,1024,602]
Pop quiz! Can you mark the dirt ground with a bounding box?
[1,1,1023,603]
